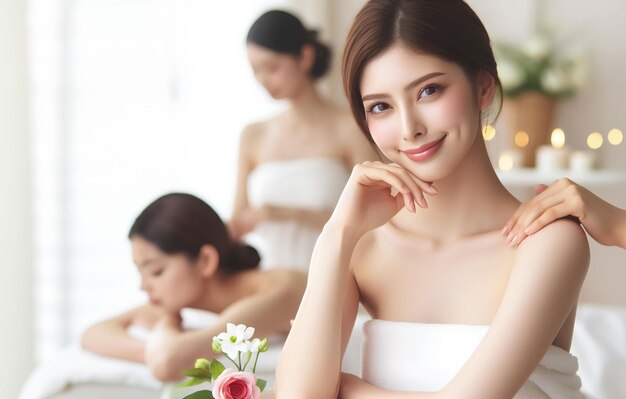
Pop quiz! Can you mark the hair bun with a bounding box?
[227,242,261,272]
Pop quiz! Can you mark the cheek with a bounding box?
[426,90,472,129]
[369,117,399,152]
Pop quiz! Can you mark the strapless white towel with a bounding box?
[361,319,585,398]
[246,157,349,270]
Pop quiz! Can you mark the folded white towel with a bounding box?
[361,319,585,398]
[18,343,162,399]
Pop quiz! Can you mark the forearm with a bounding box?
[339,375,437,399]
[81,323,145,363]
[275,224,357,399]
[147,329,220,381]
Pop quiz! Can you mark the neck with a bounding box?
[394,132,519,244]
[286,80,329,121]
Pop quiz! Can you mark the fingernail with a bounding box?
[509,235,519,246]
[501,225,510,236]
[505,233,514,245]
[429,185,438,194]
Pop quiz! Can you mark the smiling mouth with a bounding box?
[401,135,447,162]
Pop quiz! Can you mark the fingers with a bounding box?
[526,198,583,235]
[501,179,574,238]
[504,194,566,244]
[360,161,437,211]
[511,203,576,247]
[534,184,548,195]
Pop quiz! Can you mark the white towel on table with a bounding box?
[19,309,284,399]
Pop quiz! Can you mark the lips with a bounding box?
[402,135,447,162]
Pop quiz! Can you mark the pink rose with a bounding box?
[212,368,261,399]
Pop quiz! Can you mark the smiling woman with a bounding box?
[275,1,589,398]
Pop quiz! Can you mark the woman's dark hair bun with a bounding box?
[310,40,331,79]
[247,9,332,80]
[226,242,261,273]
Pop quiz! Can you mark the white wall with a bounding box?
[0,0,34,396]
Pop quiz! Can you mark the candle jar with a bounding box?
[570,150,598,172]
[536,145,569,171]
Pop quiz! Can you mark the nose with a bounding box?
[399,104,426,141]
[140,278,150,293]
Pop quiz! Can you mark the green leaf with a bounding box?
[177,377,207,388]
[209,358,226,380]
[256,378,267,392]
[181,390,214,399]
[183,367,212,380]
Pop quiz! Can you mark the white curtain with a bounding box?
[28,0,332,363]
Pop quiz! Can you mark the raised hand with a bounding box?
[328,161,438,240]
[503,178,626,248]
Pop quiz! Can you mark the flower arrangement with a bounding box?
[495,30,587,99]
[180,323,269,399]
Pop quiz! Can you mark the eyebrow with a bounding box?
[137,258,158,268]
[361,72,446,102]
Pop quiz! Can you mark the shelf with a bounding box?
[496,168,626,187]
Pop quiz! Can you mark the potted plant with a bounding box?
[496,27,587,166]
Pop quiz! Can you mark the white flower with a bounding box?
[541,67,569,94]
[522,35,551,60]
[213,323,256,359]
[249,338,261,353]
[568,57,588,90]
[497,59,525,90]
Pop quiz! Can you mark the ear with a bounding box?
[196,244,219,279]
[476,70,497,111]
[298,44,315,75]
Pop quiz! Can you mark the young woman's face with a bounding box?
[360,44,481,182]
[131,236,204,313]
[247,43,308,99]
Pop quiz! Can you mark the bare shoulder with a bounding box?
[516,218,589,274]
[332,107,361,139]
[240,120,269,147]
[255,268,307,295]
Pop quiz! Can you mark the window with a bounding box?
[29,0,292,362]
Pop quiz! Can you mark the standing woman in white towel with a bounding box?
[81,193,306,382]
[229,10,378,271]
[276,1,589,398]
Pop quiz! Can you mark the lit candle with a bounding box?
[608,128,623,146]
[498,149,523,171]
[536,128,569,171]
[571,132,603,172]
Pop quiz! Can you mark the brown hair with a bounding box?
[129,193,260,273]
[342,0,502,141]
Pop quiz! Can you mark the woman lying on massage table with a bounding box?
[81,193,306,382]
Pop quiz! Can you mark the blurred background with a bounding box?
[2,0,625,397]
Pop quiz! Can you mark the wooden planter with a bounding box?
[503,92,557,167]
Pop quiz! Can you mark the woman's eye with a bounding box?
[152,269,164,277]
[367,103,390,114]
[419,85,440,99]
